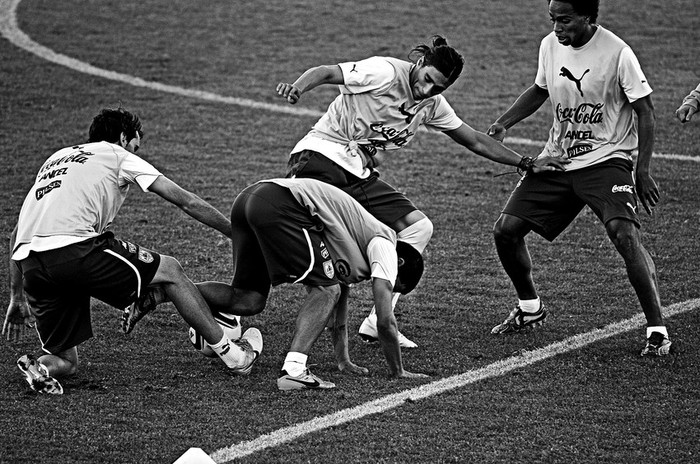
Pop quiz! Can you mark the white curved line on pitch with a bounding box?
[210,298,699,463]
[1,0,697,163]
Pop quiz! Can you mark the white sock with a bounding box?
[396,218,433,254]
[518,297,541,313]
[646,326,668,338]
[282,352,308,377]
[210,334,244,368]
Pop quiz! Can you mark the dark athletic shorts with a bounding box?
[17,232,161,354]
[230,182,337,295]
[287,150,417,226]
[502,158,640,241]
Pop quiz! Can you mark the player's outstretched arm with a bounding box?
[487,84,549,141]
[444,122,569,173]
[276,65,344,104]
[2,225,35,342]
[330,285,369,375]
[373,278,428,379]
[147,176,232,238]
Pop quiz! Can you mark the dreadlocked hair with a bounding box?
[408,35,464,85]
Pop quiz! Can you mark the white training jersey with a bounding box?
[535,25,653,170]
[12,141,161,260]
[265,178,398,286]
[290,56,464,178]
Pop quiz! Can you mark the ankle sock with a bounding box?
[646,326,668,338]
[518,297,541,313]
[282,352,307,377]
[210,335,244,368]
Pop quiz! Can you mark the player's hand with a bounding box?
[531,155,570,173]
[675,103,697,123]
[338,360,369,376]
[487,122,507,142]
[635,171,660,216]
[276,82,301,104]
[2,299,35,342]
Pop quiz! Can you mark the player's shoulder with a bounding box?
[595,25,628,48]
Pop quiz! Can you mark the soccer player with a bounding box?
[276,35,568,349]
[675,83,700,123]
[2,107,262,395]
[185,177,428,390]
[486,0,671,356]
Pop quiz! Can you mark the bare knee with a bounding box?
[155,255,188,284]
[231,287,268,316]
[606,220,642,258]
[493,215,516,245]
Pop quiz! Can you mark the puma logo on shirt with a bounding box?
[559,66,590,97]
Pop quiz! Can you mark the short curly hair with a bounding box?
[549,0,599,24]
[88,107,143,144]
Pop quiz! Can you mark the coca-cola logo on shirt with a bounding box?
[555,102,604,124]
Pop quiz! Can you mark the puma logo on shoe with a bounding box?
[560,67,590,97]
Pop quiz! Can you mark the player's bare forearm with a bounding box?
[632,96,659,215]
[149,176,232,238]
[180,197,232,239]
[3,225,35,341]
[276,65,343,104]
[330,285,368,374]
[372,278,405,376]
[446,126,568,172]
[488,84,549,139]
[632,96,656,174]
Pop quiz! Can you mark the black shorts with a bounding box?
[230,182,337,294]
[17,232,161,354]
[287,150,418,226]
[502,158,640,241]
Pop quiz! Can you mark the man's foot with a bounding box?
[491,304,547,335]
[17,354,63,395]
[228,328,263,376]
[358,314,418,348]
[277,368,336,391]
[122,285,162,334]
[640,331,672,356]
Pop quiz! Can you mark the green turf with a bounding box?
[1,0,699,462]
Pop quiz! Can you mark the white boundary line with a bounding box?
[1,0,698,163]
[210,298,699,463]
[2,2,698,462]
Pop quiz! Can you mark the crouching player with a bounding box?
[145,177,428,390]
[2,107,261,395]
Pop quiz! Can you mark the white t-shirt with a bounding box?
[13,141,161,260]
[291,56,464,178]
[265,178,398,286]
[535,26,652,170]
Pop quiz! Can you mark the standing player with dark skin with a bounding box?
[276,36,568,348]
[2,108,262,394]
[486,0,670,355]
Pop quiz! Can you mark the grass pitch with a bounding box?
[1,0,699,463]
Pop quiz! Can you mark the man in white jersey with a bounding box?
[486,0,671,356]
[675,82,700,123]
[276,36,568,349]
[3,108,262,394]
[174,178,427,390]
